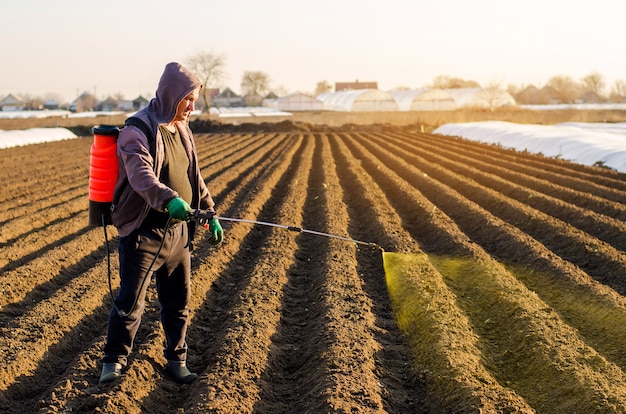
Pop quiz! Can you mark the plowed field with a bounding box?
[2,123,626,413]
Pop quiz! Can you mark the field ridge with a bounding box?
[0,125,625,413]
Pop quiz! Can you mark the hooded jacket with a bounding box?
[111,62,214,237]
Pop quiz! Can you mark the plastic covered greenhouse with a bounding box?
[445,88,517,109]
[317,89,398,112]
[389,89,456,111]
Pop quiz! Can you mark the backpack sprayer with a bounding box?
[88,125,383,318]
[88,125,120,226]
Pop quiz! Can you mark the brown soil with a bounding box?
[1,116,626,413]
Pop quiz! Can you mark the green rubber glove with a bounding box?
[167,197,191,221]
[208,217,224,245]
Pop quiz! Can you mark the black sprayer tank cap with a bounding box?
[92,125,120,136]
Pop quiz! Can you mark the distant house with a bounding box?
[117,99,134,112]
[95,97,118,112]
[132,95,149,111]
[71,91,97,112]
[335,81,378,92]
[213,88,243,107]
[515,85,543,105]
[203,88,220,108]
[0,94,25,111]
[243,92,263,107]
[515,85,563,105]
[42,99,60,110]
[579,91,602,104]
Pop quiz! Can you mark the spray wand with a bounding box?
[190,209,384,252]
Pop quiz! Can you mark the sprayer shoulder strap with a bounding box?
[124,116,155,157]
[111,117,156,208]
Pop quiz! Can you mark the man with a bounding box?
[99,62,224,384]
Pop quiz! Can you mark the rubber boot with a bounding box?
[99,362,122,383]
[165,360,198,384]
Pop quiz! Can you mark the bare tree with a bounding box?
[273,85,290,97]
[240,70,271,97]
[610,79,626,102]
[19,93,43,110]
[580,71,606,98]
[43,92,65,105]
[546,75,580,103]
[481,78,505,111]
[186,51,227,112]
[314,80,332,96]
[430,75,479,89]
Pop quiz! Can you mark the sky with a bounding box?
[1,0,625,103]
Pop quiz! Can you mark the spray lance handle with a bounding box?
[189,208,217,228]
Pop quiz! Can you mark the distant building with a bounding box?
[204,88,220,108]
[213,88,243,107]
[132,95,149,111]
[515,85,561,105]
[335,81,378,92]
[389,89,456,111]
[243,92,263,107]
[317,89,398,112]
[42,99,60,110]
[265,93,324,111]
[71,91,97,112]
[0,94,25,111]
[578,91,603,104]
[94,97,118,112]
[445,88,516,109]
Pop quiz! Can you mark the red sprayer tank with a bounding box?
[89,125,120,226]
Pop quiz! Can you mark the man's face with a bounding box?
[173,88,199,122]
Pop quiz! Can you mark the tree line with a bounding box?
[6,51,624,111]
[186,51,626,110]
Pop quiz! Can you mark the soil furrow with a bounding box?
[0,140,90,203]
[332,133,534,412]
[354,132,626,369]
[381,132,626,250]
[251,135,326,414]
[2,124,626,413]
[310,134,386,412]
[0,191,90,252]
[0,179,87,221]
[328,133,428,413]
[0,259,112,405]
[195,133,274,179]
[393,131,626,217]
[35,134,301,413]
[182,134,306,413]
[429,132,626,191]
[323,136,424,412]
[343,132,626,413]
[0,222,107,310]
[366,132,626,293]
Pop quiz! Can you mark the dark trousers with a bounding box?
[103,221,191,366]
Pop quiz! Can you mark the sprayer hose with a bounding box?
[104,213,171,318]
